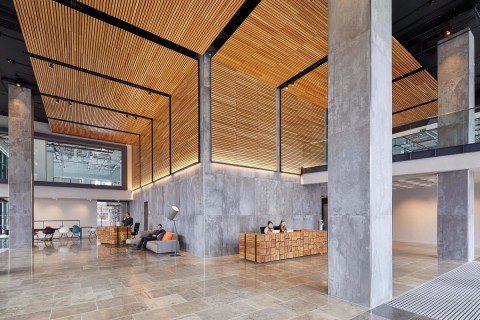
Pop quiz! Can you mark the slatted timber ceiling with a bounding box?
[153,107,170,181]
[139,125,153,186]
[43,96,150,135]
[281,92,326,174]
[214,0,329,87]
[171,65,199,173]
[82,0,246,54]
[14,0,197,94]
[31,59,170,119]
[283,62,329,108]
[212,62,276,171]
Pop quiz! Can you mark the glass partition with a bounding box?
[0,133,124,187]
[302,107,480,170]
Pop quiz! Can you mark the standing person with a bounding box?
[122,212,133,227]
[278,219,287,232]
[264,221,274,234]
[132,224,166,250]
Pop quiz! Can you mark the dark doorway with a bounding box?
[321,198,328,231]
[143,202,148,231]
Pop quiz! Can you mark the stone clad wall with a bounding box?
[130,162,326,257]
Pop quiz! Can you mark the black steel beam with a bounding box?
[392,67,424,83]
[41,93,153,120]
[48,117,140,136]
[209,0,262,55]
[53,0,198,60]
[28,53,171,98]
[392,99,438,115]
[277,55,328,89]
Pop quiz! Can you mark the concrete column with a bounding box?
[199,54,212,165]
[8,85,34,249]
[437,29,475,148]
[437,170,474,261]
[437,29,475,261]
[328,0,392,308]
[276,88,281,172]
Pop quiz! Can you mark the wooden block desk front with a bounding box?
[239,230,327,263]
[97,226,131,245]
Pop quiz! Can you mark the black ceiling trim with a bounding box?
[48,117,140,136]
[393,99,438,115]
[41,92,153,120]
[277,55,328,89]
[52,0,199,60]
[209,0,262,55]
[392,67,425,83]
[28,52,171,98]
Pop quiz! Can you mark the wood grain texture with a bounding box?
[14,0,197,94]
[171,65,199,173]
[81,0,245,54]
[211,62,276,171]
[281,91,326,174]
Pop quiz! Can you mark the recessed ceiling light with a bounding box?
[55,99,59,104]
[148,91,152,96]
[446,30,451,36]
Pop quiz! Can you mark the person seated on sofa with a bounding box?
[264,221,274,234]
[278,219,287,233]
[132,224,166,250]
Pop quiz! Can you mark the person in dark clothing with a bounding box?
[122,213,133,227]
[133,224,166,250]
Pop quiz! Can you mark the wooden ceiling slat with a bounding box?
[81,0,245,54]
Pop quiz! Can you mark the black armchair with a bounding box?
[131,222,140,238]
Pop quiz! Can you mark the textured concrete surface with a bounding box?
[131,163,326,257]
[437,170,474,261]
[437,29,475,148]
[8,85,34,249]
[327,0,392,308]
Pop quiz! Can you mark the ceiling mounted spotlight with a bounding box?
[6,58,14,64]
[290,82,294,87]
[68,101,73,106]
[15,77,21,87]
[55,99,59,104]
[445,30,451,36]
[285,86,288,90]
[48,62,54,68]
[148,91,152,96]
[134,116,137,120]
[126,114,129,118]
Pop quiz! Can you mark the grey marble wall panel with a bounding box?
[328,0,392,308]
[437,170,474,261]
[8,85,34,249]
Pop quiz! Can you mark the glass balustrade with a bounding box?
[302,107,480,170]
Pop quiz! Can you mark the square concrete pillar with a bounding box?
[328,0,392,308]
[437,170,474,261]
[8,85,34,249]
[437,29,475,148]
[437,29,475,261]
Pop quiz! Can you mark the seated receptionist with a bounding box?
[264,221,274,234]
[278,219,287,232]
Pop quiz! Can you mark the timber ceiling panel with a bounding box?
[213,0,328,87]
[31,59,170,119]
[281,91,325,174]
[393,71,437,113]
[81,0,245,54]
[283,62,329,107]
[14,0,197,94]
[43,96,151,135]
[212,61,276,171]
[49,119,139,145]
[392,101,438,128]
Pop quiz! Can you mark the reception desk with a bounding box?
[97,226,131,245]
[239,230,327,263]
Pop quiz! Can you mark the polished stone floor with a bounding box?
[0,240,466,320]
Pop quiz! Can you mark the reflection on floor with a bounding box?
[0,241,465,320]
